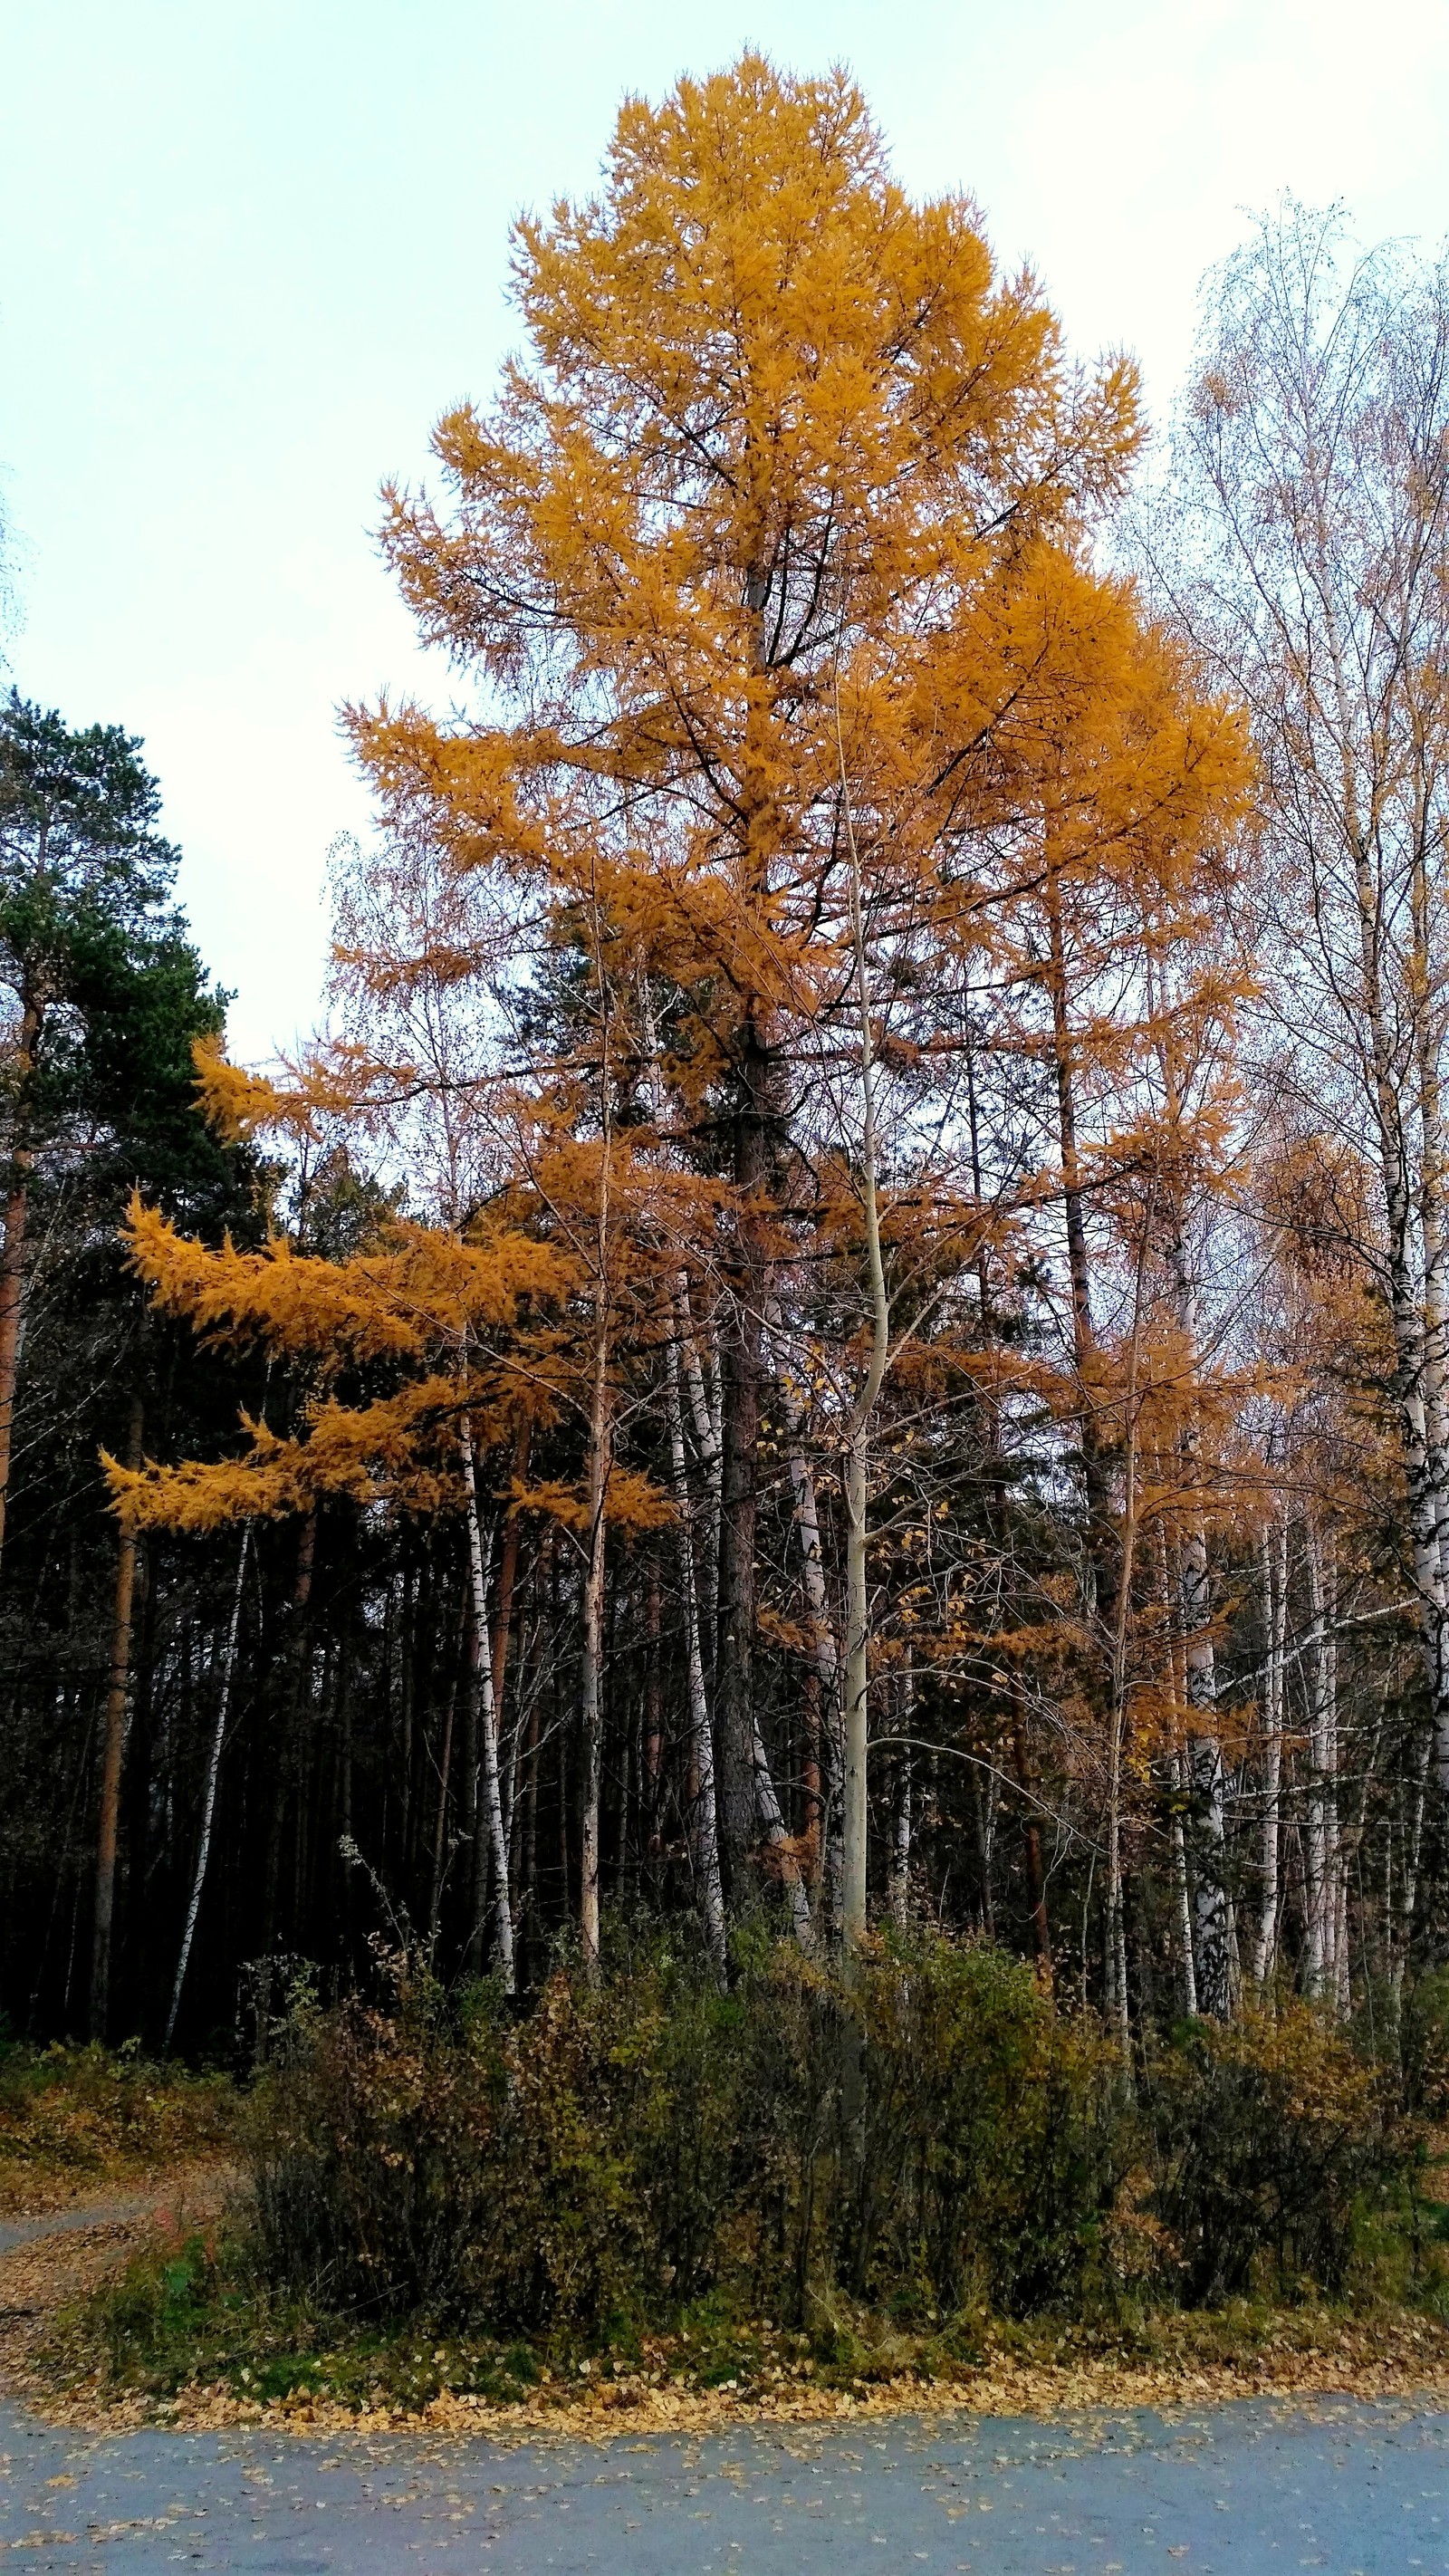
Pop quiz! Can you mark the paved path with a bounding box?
[0,2394,1446,2572]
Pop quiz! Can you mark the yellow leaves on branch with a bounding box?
[192,1032,429,1149]
[110,1202,577,1532]
[190,1037,312,1148]
[513,1469,674,1542]
[124,1201,571,1363]
[111,1181,680,1536]
[108,1379,490,1532]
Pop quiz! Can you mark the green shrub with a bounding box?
[849,1938,1126,2311]
[238,1936,1413,2350]
[1146,2003,1408,2300]
[245,1934,1110,2337]
[245,1962,649,2333]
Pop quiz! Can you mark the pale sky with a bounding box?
[3,0,1447,1062]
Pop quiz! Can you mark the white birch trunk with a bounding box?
[1170,1746,1199,2018]
[1303,1520,1341,2011]
[461,1421,514,1993]
[663,1330,727,1976]
[1252,1516,1287,1988]
[677,1277,722,1637]
[1166,1225,1237,2016]
[580,1310,609,1983]
[839,716,890,1952]
[776,1368,844,1933]
[166,1526,249,2052]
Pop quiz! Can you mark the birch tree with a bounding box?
[1159,203,1449,1787]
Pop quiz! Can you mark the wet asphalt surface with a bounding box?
[0,2393,1447,2573]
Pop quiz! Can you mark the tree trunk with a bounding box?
[580,1309,611,1982]
[1164,1211,1237,2017]
[1157,1519,1199,2015]
[840,745,891,1951]
[664,1330,726,1976]
[462,1420,514,1991]
[715,1028,769,1891]
[1170,1745,1199,2017]
[165,1525,249,2052]
[752,1710,813,1946]
[522,1656,541,1983]
[336,1589,355,1950]
[644,1552,663,1868]
[678,1279,722,1639]
[90,1393,143,2040]
[1043,882,1113,1580]
[1105,1409,1141,2075]
[777,1371,842,1926]
[1252,1516,1287,1989]
[842,1439,872,1944]
[427,1590,464,1946]
[491,1421,531,1831]
[1303,1519,1341,2010]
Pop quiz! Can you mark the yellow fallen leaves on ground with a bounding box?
[7,2179,1449,2446]
[29,2323,1449,2446]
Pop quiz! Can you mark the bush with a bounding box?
[1146,2003,1408,2300]
[242,1931,1409,2343]
[236,1936,1416,2350]
[251,1935,1125,2333]
[245,1963,650,2333]
[848,1938,1126,2311]
[57,1940,1424,2413]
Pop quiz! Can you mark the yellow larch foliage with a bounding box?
[108,1198,577,1531]
[347,54,1148,1116]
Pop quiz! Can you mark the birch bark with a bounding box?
[165,1525,249,2052]
[1252,1516,1287,1989]
[663,1324,727,1975]
[461,1420,514,1991]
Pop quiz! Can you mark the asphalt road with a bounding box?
[0,2394,1446,2573]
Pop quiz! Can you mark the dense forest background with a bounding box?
[4,61,1449,2079]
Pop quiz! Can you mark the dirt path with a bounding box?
[0,2167,231,2408]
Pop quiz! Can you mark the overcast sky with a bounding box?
[3,0,1447,1061]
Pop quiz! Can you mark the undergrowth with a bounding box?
[60,1927,1449,2413]
[0,2039,234,2212]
